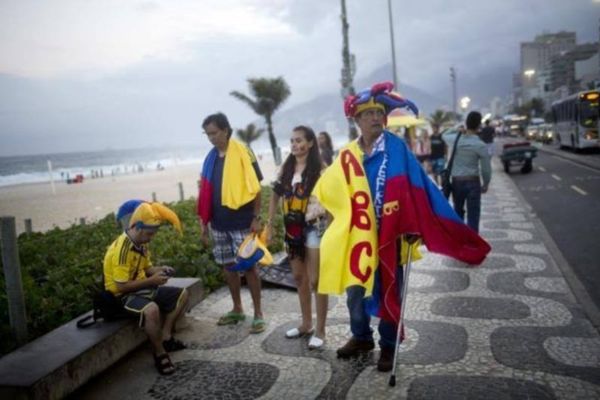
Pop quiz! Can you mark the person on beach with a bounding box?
[266,125,329,349]
[317,131,335,166]
[197,112,266,334]
[103,201,189,375]
[445,111,492,233]
[312,82,490,372]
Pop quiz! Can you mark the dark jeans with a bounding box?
[452,179,481,232]
[346,266,403,350]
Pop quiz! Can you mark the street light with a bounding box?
[524,69,536,79]
[460,96,471,112]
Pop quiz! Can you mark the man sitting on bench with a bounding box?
[103,201,189,375]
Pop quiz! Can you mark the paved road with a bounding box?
[505,142,600,316]
[73,158,600,400]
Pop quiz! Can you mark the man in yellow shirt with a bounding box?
[104,202,188,375]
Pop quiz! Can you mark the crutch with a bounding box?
[389,242,414,387]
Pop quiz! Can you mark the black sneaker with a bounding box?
[336,338,375,358]
[377,347,395,372]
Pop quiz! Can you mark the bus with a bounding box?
[551,90,599,150]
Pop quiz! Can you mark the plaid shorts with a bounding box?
[210,227,251,265]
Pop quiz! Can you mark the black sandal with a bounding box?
[163,337,187,352]
[154,353,175,375]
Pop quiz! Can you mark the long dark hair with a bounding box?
[279,125,322,194]
[318,131,334,152]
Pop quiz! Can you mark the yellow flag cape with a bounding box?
[312,140,420,296]
[222,139,261,209]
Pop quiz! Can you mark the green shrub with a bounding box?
[0,187,283,356]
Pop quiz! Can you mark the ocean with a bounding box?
[0,146,209,188]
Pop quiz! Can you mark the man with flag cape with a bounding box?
[196,112,267,334]
[312,82,491,372]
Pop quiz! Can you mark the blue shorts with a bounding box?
[430,157,446,175]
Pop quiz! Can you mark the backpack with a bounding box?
[76,290,128,328]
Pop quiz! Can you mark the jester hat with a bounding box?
[343,81,419,123]
[128,202,183,234]
[227,228,273,272]
[116,199,145,230]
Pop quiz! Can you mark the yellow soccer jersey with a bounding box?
[103,233,152,294]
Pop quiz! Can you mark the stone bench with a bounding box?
[0,277,203,400]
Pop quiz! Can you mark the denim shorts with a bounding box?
[305,226,321,249]
[430,157,446,175]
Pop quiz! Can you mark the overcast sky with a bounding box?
[0,0,598,156]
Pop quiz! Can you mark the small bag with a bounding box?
[77,290,127,328]
[441,169,452,198]
[441,132,462,199]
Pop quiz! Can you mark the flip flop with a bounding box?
[249,318,266,334]
[217,312,246,326]
[154,353,175,375]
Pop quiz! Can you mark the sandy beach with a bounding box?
[0,158,278,235]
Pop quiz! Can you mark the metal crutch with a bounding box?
[389,243,414,387]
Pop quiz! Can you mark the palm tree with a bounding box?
[428,109,455,130]
[230,77,291,164]
[236,123,264,148]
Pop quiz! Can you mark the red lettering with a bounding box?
[350,191,371,231]
[350,242,373,283]
[341,149,364,184]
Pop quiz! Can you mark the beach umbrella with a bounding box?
[387,114,427,128]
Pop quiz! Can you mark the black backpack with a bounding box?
[76,289,128,328]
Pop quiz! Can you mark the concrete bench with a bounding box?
[0,277,203,400]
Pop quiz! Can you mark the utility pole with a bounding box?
[450,66,457,120]
[387,0,398,89]
[340,0,357,139]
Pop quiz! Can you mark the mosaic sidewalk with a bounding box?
[76,162,600,400]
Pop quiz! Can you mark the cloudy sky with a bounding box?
[0,0,598,156]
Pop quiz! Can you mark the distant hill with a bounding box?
[252,62,512,150]
[267,63,447,144]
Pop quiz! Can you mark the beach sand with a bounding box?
[0,158,278,235]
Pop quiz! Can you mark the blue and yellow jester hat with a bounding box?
[227,228,273,272]
[128,201,182,234]
[343,81,419,123]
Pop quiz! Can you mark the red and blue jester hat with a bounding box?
[344,81,419,122]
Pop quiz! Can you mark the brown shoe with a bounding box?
[336,337,375,359]
[377,347,395,372]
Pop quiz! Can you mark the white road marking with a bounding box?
[538,166,546,172]
[571,185,588,196]
[551,174,562,181]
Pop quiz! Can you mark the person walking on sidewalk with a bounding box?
[478,119,496,156]
[266,125,329,349]
[312,82,491,372]
[103,202,189,375]
[429,125,447,186]
[445,111,492,233]
[197,112,266,334]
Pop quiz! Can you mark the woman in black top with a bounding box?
[266,126,329,349]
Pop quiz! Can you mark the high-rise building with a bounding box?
[519,32,577,103]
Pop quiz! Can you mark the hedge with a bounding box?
[0,188,283,356]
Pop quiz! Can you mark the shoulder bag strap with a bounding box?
[446,132,462,175]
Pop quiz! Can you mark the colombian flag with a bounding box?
[313,131,491,324]
[197,139,260,225]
